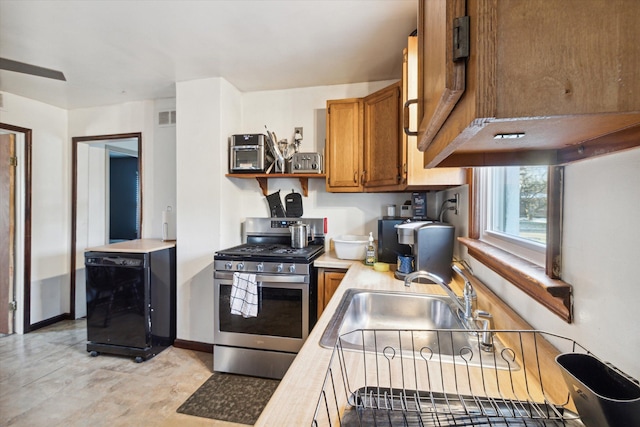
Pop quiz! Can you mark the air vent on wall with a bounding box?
[158,110,176,127]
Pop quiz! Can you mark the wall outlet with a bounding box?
[454,193,460,215]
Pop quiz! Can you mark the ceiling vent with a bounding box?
[158,110,176,127]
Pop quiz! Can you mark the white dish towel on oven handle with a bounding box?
[230,272,259,318]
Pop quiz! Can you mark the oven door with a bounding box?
[230,145,265,172]
[214,271,309,353]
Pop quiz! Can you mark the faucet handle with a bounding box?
[474,311,494,351]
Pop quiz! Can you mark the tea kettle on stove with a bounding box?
[289,222,309,248]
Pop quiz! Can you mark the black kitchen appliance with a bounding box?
[84,246,176,362]
[213,217,325,379]
[229,134,267,173]
[377,217,411,264]
[395,221,455,283]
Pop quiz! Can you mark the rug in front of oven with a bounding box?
[176,372,280,424]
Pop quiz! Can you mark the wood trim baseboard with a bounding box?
[29,313,72,332]
[173,339,214,354]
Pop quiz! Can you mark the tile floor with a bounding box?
[0,320,243,426]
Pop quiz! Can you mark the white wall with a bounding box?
[447,149,640,379]
[176,77,240,343]
[0,92,70,328]
[151,98,177,239]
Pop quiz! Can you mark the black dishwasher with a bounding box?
[85,247,176,362]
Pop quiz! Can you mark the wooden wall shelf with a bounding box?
[225,173,326,196]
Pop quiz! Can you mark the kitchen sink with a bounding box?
[319,288,511,368]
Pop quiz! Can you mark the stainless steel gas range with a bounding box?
[213,217,326,379]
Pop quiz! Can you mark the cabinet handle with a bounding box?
[403,99,419,136]
[353,171,358,183]
[361,171,366,185]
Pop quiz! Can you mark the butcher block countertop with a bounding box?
[255,259,571,426]
[85,238,176,253]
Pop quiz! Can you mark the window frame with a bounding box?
[460,166,572,322]
[477,166,548,266]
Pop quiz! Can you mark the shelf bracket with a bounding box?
[255,177,269,196]
[226,173,324,197]
[299,178,309,197]
[254,177,310,196]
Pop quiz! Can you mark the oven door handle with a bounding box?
[232,146,260,151]
[214,271,307,283]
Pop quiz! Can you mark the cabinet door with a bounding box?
[404,36,467,188]
[363,83,402,189]
[417,0,467,151]
[317,269,346,318]
[326,99,363,192]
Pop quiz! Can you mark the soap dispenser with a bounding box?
[365,232,377,266]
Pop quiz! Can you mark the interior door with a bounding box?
[0,133,16,334]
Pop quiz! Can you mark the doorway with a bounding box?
[70,133,142,319]
[0,133,15,334]
[108,145,140,242]
[0,123,32,334]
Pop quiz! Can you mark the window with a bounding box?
[460,165,572,322]
[479,166,547,266]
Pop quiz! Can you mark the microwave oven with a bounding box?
[229,134,266,172]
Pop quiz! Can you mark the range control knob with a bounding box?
[288,265,296,273]
[276,263,284,273]
[225,262,233,270]
[237,262,245,270]
[257,262,264,272]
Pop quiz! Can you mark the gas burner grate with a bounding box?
[233,245,273,253]
[271,247,308,255]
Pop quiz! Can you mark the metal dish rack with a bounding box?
[312,329,597,426]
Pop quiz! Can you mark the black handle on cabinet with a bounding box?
[403,99,419,136]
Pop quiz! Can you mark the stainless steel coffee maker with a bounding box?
[394,221,455,283]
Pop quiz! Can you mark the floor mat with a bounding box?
[176,372,280,425]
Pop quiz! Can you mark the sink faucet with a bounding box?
[404,268,475,321]
[404,267,494,350]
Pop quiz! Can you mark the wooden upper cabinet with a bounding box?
[363,83,403,190]
[326,83,404,193]
[417,0,467,155]
[417,0,640,167]
[404,36,466,189]
[325,99,363,192]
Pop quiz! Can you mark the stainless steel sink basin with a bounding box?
[319,289,513,369]
[320,288,468,354]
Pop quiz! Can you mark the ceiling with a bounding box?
[0,0,417,110]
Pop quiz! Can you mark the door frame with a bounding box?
[0,123,32,333]
[70,132,142,319]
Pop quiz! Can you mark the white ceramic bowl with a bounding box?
[333,235,369,260]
